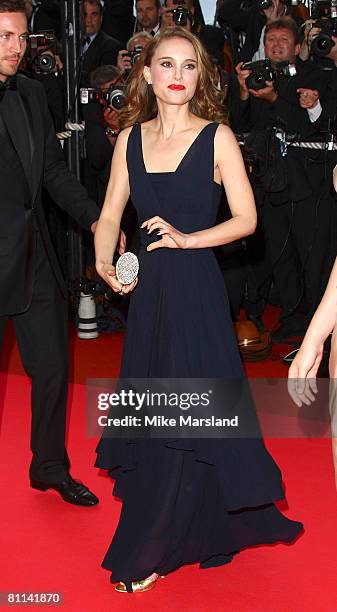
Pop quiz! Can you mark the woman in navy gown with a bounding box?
[94,26,303,593]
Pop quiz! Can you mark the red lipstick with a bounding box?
[168,84,185,91]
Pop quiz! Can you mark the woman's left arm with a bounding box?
[143,125,257,251]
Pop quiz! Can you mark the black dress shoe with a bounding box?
[30,475,99,506]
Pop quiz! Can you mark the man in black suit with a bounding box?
[230,17,335,341]
[0,0,100,505]
[80,0,122,87]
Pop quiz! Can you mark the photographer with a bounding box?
[161,0,196,31]
[311,33,337,140]
[84,64,138,254]
[82,65,124,206]
[25,31,65,132]
[232,18,325,134]
[117,31,152,77]
[80,0,122,88]
[218,0,306,62]
[231,17,335,341]
[135,0,161,36]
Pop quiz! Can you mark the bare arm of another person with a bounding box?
[288,256,337,405]
[95,127,136,294]
[144,125,257,251]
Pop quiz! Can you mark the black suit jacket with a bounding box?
[80,30,122,88]
[102,0,134,47]
[229,59,330,138]
[0,75,99,317]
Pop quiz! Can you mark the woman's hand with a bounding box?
[287,340,324,407]
[141,216,189,252]
[96,262,138,295]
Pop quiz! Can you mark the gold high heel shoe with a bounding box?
[115,573,165,593]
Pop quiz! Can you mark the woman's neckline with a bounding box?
[139,121,217,176]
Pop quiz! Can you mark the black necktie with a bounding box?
[82,36,91,47]
[150,30,156,37]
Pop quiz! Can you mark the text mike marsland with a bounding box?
[97,415,240,428]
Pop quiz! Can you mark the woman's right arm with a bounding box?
[296,256,337,349]
[95,127,133,293]
[288,257,337,405]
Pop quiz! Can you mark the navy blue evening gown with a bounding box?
[95,122,303,587]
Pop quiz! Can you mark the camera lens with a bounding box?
[108,88,126,110]
[311,33,334,56]
[36,53,56,73]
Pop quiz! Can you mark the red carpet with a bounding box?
[1,309,337,611]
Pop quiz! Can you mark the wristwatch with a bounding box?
[105,127,119,137]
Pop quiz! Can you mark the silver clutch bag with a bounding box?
[115,252,139,285]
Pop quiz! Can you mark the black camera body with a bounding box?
[242,59,297,90]
[310,17,337,56]
[122,45,144,68]
[171,6,192,26]
[28,31,58,74]
[129,44,144,66]
[80,84,126,111]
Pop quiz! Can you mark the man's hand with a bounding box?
[299,20,322,61]
[103,106,120,132]
[117,49,131,75]
[249,81,278,103]
[297,88,319,109]
[263,0,282,21]
[327,34,337,63]
[235,62,251,101]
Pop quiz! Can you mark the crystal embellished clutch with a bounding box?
[115,252,139,285]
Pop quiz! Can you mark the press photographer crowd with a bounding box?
[11,0,337,354]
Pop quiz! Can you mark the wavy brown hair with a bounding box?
[119,26,228,128]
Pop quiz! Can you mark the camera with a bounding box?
[309,1,337,55]
[28,31,58,74]
[129,44,144,65]
[80,84,126,110]
[310,18,337,55]
[34,51,56,74]
[122,44,144,69]
[171,6,192,26]
[242,59,297,90]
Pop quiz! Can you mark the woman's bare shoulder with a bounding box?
[214,123,235,139]
[215,123,239,150]
[116,125,134,143]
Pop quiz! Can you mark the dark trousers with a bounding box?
[245,158,337,326]
[0,232,70,482]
